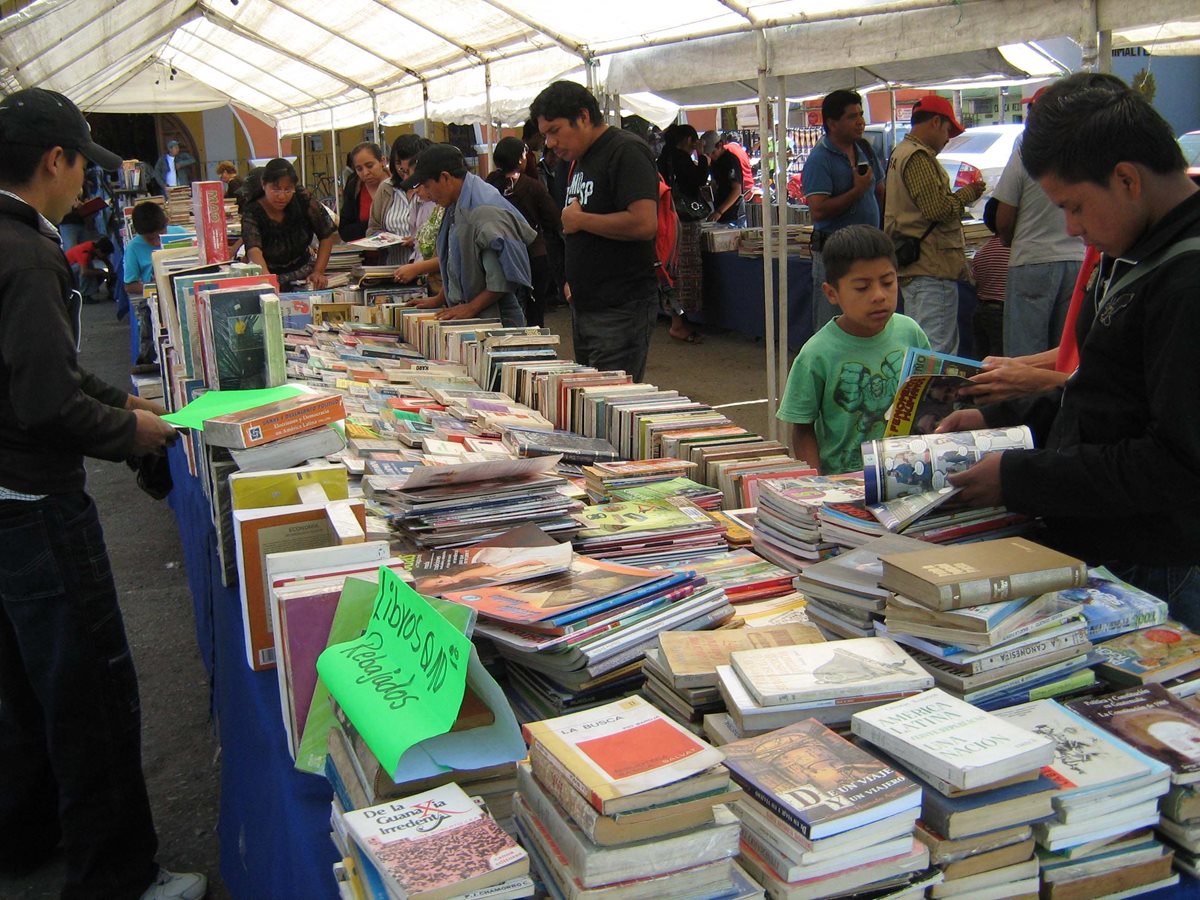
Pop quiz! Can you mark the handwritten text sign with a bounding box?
[317,567,470,774]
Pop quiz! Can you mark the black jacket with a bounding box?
[0,193,135,494]
[990,190,1200,566]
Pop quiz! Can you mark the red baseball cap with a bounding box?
[1022,86,1050,105]
[912,94,965,137]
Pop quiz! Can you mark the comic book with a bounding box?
[884,374,976,437]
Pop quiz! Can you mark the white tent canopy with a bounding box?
[3,0,1198,136]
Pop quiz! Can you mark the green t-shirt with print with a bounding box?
[777,314,929,474]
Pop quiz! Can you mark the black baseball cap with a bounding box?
[0,88,123,171]
[398,144,464,190]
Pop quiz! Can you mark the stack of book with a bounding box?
[515,697,746,899]
[581,458,697,503]
[1091,620,1200,691]
[668,549,796,604]
[992,698,1178,897]
[640,624,824,736]
[1067,684,1200,889]
[570,497,728,566]
[876,538,1098,709]
[606,475,724,511]
[331,783,533,900]
[852,689,1060,900]
[713,636,933,739]
[722,719,931,899]
[751,474,865,571]
[791,533,926,639]
[1036,567,1168,644]
[166,184,192,225]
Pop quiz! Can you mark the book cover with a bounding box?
[1045,567,1168,641]
[1093,621,1200,686]
[729,637,932,708]
[228,463,349,510]
[851,688,1055,790]
[1068,684,1200,784]
[878,536,1088,610]
[410,542,573,597]
[203,391,345,449]
[521,696,725,812]
[342,783,527,899]
[657,624,824,689]
[720,718,921,840]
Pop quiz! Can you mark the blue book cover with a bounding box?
[1048,567,1168,640]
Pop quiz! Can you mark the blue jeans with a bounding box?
[0,492,158,898]
[572,290,659,382]
[1109,563,1200,633]
[811,250,837,333]
[1004,260,1081,358]
[901,276,960,354]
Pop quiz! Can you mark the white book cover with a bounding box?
[993,699,1164,801]
[730,637,932,707]
[851,688,1055,790]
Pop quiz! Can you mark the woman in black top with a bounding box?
[657,124,709,343]
[241,158,336,289]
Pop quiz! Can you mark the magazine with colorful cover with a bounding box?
[756,474,866,522]
[439,555,672,625]
[570,497,713,539]
[861,427,1034,506]
[342,783,528,899]
[1043,567,1169,641]
[1093,622,1200,686]
[884,374,976,437]
[410,542,573,597]
[899,346,984,381]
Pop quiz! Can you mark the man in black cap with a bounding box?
[0,88,205,900]
[401,143,533,328]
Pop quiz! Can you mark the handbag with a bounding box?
[892,221,938,267]
[674,195,712,221]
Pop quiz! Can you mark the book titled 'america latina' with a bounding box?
[720,718,921,840]
[342,783,528,900]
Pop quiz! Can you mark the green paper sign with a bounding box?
[316,567,471,776]
[162,385,307,430]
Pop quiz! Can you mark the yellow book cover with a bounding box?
[229,463,349,510]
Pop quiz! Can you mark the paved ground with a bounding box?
[1,296,779,900]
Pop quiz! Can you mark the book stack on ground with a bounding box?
[876,538,1098,709]
[750,474,865,571]
[722,719,931,899]
[331,783,533,900]
[1067,683,1200,888]
[992,698,1177,898]
[515,697,747,899]
[639,624,824,737]
[791,533,926,639]
[570,497,728,567]
[852,689,1061,900]
[448,555,734,719]
[714,636,933,739]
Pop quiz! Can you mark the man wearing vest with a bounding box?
[938,73,1200,629]
[804,89,886,332]
[884,95,986,353]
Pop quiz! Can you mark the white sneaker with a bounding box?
[139,868,208,900]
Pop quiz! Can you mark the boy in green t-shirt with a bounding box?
[778,224,929,474]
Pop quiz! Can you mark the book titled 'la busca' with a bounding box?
[851,688,1055,791]
[342,783,528,900]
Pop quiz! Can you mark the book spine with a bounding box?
[962,630,1089,675]
[726,769,813,839]
[946,563,1089,607]
[518,759,602,841]
[738,819,802,882]
[528,739,606,815]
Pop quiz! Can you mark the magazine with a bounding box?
[899,347,985,381]
[347,231,411,250]
[410,542,574,596]
[861,427,1034,505]
[884,374,976,437]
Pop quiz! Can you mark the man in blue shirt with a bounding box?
[803,89,885,333]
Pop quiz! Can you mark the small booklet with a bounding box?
[347,231,411,250]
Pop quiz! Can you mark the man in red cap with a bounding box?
[883,94,986,353]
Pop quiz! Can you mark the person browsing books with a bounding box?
[777,224,930,475]
[241,157,337,289]
[337,141,388,243]
[0,88,205,900]
[937,73,1200,627]
[124,201,189,372]
[399,143,533,328]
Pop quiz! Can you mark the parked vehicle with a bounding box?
[1179,131,1200,183]
[937,124,1025,219]
[863,122,911,170]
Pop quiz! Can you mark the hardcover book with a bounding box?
[851,688,1055,791]
[720,718,921,840]
[342,783,528,900]
[1068,684,1200,784]
[1092,621,1200,686]
[878,537,1087,611]
[729,637,932,708]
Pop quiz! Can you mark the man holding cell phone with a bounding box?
[803,90,887,333]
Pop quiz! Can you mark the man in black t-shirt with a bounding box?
[709,134,748,226]
[530,82,659,381]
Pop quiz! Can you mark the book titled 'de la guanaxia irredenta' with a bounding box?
[342,783,528,900]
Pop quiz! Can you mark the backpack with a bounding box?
[567,160,680,288]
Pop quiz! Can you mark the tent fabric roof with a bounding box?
[2,0,1198,133]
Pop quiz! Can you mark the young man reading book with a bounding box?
[777,224,929,474]
[939,73,1200,626]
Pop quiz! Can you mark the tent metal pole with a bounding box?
[372,93,382,145]
[299,113,307,186]
[774,78,789,411]
[330,108,339,194]
[275,124,283,158]
[422,83,431,138]
[1098,30,1113,73]
[485,62,494,174]
[757,30,777,442]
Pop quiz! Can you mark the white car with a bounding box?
[938,124,1025,219]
